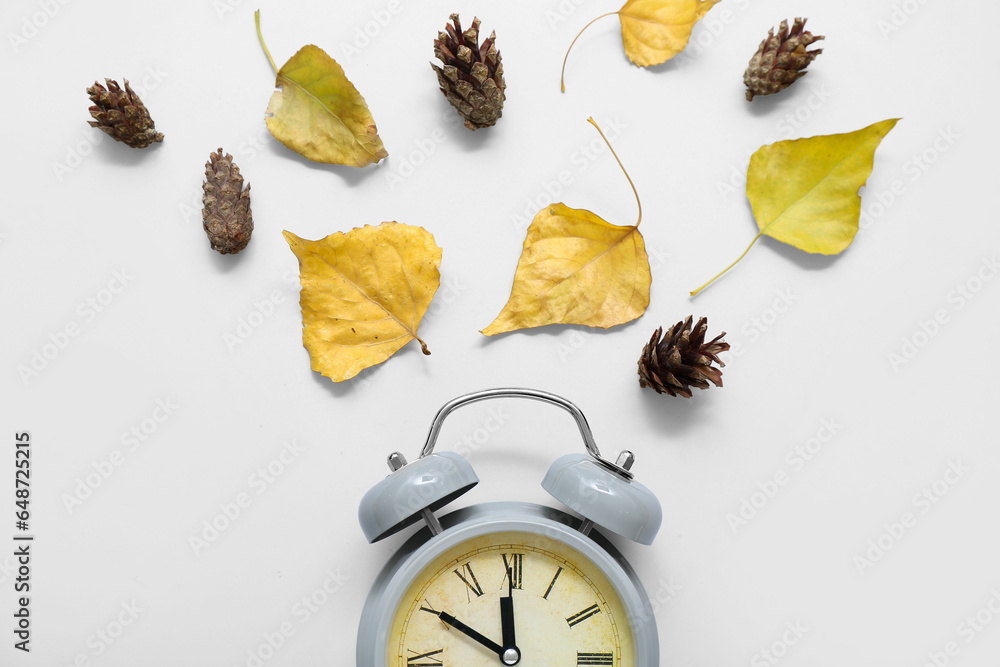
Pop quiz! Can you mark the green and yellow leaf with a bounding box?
[691,118,901,295]
[257,11,388,167]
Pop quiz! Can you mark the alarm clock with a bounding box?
[356,388,662,667]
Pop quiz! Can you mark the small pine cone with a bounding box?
[744,18,824,101]
[638,317,730,398]
[86,78,164,148]
[202,149,253,255]
[431,13,506,130]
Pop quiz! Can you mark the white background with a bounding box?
[2,0,999,665]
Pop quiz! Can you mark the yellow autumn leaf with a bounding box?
[482,119,650,336]
[561,0,722,90]
[691,118,901,296]
[482,204,650,335]
[256,11,388,168]
[284,223,441,382]
[619,0,723,66]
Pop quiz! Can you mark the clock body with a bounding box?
[357,502,657,667]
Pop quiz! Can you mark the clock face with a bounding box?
[388,530,635,667]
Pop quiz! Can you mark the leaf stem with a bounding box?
[255,10,278,74]
[587,117,641,228]
[417,337,431,355]
[561,12,619,92]
[690,231,764,297]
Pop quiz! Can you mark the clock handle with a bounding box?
[421,388,598,458]
[420,388,634,478]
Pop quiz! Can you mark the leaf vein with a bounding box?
[761,144,871,233]
[311,252,417,339]
[534,227,639,300]
[278,71,378,160]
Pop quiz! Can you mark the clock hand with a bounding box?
[500,567,516,650]
[433,610,504,656]
[498,566,521,665]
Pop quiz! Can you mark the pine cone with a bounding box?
[638,317,730,398]
[744,18,824,101]
[202,149,253,255]
[431,14,506,130]
[86,78,164,148]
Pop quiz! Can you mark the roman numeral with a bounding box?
[566,603,602,627]
[406,648,443,666]
[542,567,563,600]
[502,553,523,589]
[577,652,613,665]
[453,562,484,600]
